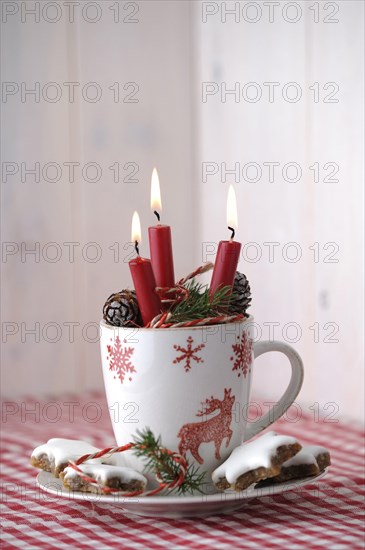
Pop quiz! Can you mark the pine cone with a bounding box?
[229,272,252,315]
[103,290,142,327]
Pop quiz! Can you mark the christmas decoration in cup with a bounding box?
[209,185,242,298]
[22,149,321,504]
[129,211,162,326]
[148,168,175,288]
[30,170,313,501]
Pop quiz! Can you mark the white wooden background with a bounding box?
[1,1,364,422]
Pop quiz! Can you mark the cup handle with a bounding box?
[243,340,304,442]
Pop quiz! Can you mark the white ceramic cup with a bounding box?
[100,316,303,476]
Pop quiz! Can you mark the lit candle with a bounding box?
[129,211,162,326]
[148,168,175,288]
[209,185,241,297]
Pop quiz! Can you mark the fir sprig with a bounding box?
[167,280,237,324]
[132,428,206,495]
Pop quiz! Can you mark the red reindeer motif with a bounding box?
[177,388,235,464]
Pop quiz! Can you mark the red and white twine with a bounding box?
[148,312,245,329]
[176,262,215,286]
[149,262,246,328]
[155,263,214,308]
[67,443,188,497]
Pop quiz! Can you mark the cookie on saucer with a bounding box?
[31,438,116,478]
[61,463,147,494]
[263,444,331,484]
[212,431,301,491]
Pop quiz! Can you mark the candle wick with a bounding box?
[134,240,140,256]
[228,226,235,240]
[153,210,161,223]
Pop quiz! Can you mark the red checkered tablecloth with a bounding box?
[1,393,364,549]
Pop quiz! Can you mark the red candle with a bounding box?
[148,225,175,288]
[129,211,161,326]
[210,185,241,297]
[209,240,241,296]
[148,168,175,288]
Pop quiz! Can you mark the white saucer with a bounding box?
[36,469,328,518]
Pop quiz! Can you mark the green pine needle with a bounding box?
[168,280,237,324]
[132,428,206,495]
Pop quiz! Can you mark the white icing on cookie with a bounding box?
[282,444,329,467]
[305,445,329,456]
[281,448,317,467]
[63,464,147,487]
[31,438,116,468]
[283,445,328,468]
[212,431,300,484]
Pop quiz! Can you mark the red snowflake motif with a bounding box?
[106,336,136,384]
[173,336,205,372]
[230,332,253,378]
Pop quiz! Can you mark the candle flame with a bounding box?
[151,167,162,213]
[226,185,238,234]
[131,211,142,244]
